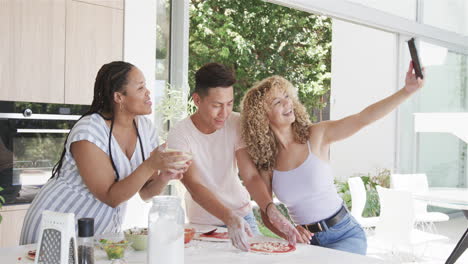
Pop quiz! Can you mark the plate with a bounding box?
[194,231,230,242]
[186,225,230,242]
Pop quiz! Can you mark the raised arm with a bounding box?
[321,62,424,145]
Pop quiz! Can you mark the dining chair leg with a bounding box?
[445,228,468,264]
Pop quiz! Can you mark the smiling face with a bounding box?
[115,67,152,115]
[265,87,295,129]
[193,86,234,133]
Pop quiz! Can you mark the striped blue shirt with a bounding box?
[20,113,158,244]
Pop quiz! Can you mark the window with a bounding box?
[399,41,468,188]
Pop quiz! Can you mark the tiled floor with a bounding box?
[366,213,468,263]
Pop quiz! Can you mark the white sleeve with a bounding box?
[66,117,108,155]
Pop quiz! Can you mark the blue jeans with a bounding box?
[309,212,367,255]
[219,211,261,235]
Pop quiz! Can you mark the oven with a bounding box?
[0,101,88,204]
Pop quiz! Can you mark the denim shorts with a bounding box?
[308,211,367,255]
[219,210,261,235]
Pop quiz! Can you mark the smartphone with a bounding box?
[407,38,424,79]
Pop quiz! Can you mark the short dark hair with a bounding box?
[194,62,236,97]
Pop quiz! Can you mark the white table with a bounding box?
[413,187,468,264]
[0,236,387,264]
[413,187,468,212]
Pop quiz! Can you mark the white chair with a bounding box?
[391,173,449,232]
[347,177,380,229]
[374,186,448,261]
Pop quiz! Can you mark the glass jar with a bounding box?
[148,196,184,264]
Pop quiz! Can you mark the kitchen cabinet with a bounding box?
[0,0,66,103]
[73,0,123,10]
[0,0,124,105]
[65,0,124,105]
[0,204,30,248]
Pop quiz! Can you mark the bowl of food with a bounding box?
[184,228,196,244]
[124,227,148,251]
[165,148,193,165]
[95,234,132,260]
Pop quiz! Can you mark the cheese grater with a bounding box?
[35,210,77,264]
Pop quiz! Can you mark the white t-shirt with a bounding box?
[166,112,252,225]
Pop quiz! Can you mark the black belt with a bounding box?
[301,205,348,233]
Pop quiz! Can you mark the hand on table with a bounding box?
[226,214,253,251]
[266,204,302,245]
[295,225,313,244]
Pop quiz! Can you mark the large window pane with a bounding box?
[154,0,172,134]
[156,0,171,82]
[398,40,468,188]
[155,0,172,193]
[422,0,468,37]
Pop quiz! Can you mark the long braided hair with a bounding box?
[51,61,135,180]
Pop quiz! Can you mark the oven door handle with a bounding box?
[0,113,81,120]
[16,128,71,134]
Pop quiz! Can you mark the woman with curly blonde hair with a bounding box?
[241,63,424,255]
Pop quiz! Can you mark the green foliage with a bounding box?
[189,0,332,118]
[335,168,391,217]
[155,83,196,141]
[0,186,4,224]
[258,224,281,239]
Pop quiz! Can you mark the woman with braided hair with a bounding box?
[20,61,191,244]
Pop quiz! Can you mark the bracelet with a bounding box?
[264,201,275,214]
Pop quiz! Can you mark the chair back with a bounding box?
[391,173,429,214]
[348,177,367,218]
[375,186,415,249]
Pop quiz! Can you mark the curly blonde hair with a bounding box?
[241,76,312,172]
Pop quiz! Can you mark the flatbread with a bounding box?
[250,242,295,254]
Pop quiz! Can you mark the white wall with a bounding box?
[124,0,157,107]
[330,19,398,181]
[122,0,157,229]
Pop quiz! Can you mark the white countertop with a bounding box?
[1,235,387,264]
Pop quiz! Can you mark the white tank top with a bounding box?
[272,141,343,225]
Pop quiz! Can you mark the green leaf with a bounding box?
[189,0,331,116]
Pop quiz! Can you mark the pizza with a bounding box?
[250,242,295,254]
[27,250,36,260]
[199,231,229,240]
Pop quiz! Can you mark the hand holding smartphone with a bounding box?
[407,38,424,79]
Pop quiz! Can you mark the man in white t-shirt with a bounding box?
[167,63,301,251]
